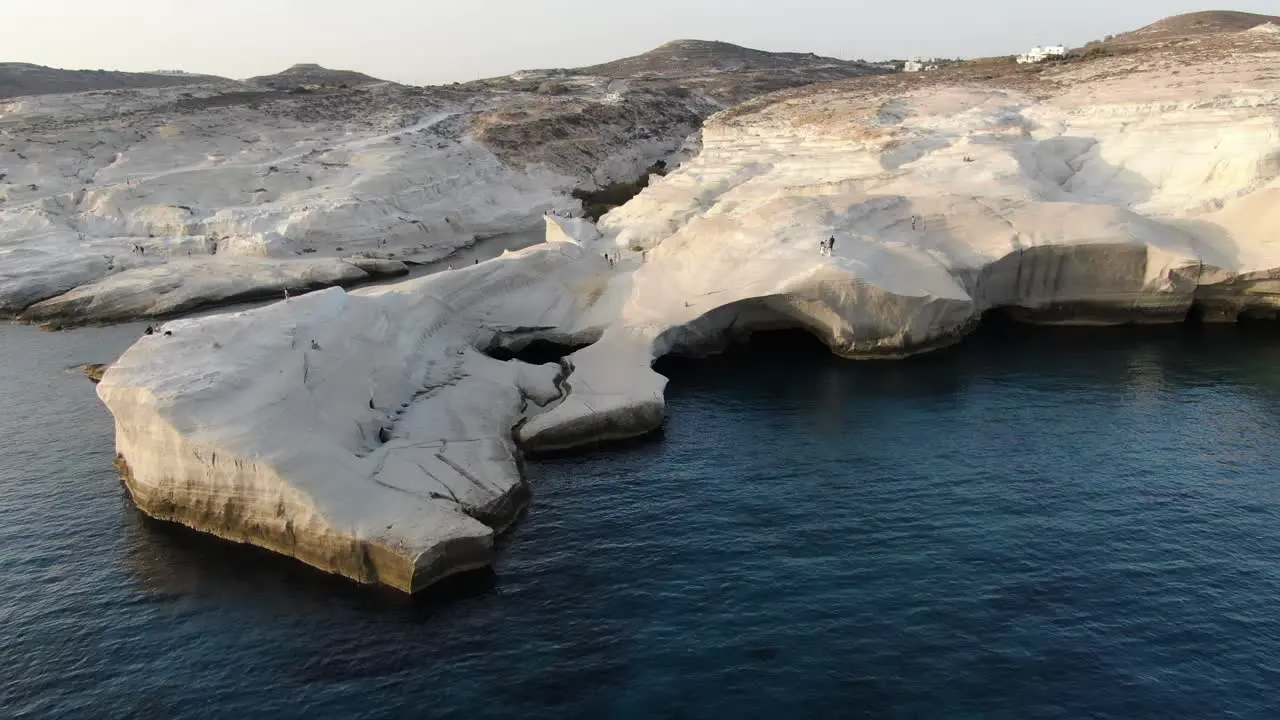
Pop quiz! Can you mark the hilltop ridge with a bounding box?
[245,63,389,89]
[577,39,858,77]
[0,62,231,100]
[1108,9,1280,44]
[472,38,885,107]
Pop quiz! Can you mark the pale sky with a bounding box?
[2,1,1276,85]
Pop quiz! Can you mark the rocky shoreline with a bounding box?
[45,17,1280,592]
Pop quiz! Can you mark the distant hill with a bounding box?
[245,63,388,89]
[576,39,862,78]
[476,39,886,106]
[0,62,230,100]
[1111,10,1280,43]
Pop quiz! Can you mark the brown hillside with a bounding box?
[246,64,388,89]
[1112,10,1280,43]
[0,63,231,100]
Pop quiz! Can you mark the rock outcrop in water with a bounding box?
[75,363,109,383]
[96,18,1280,592]
[100,239,601,592]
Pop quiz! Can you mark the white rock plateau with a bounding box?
[101,240,605,591]
[0,87,570,324]
[1,45,879,326]
[97,29,1280,591]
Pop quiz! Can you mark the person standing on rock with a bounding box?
[828,236,836,254]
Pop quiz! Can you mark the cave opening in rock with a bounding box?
[655,328,830,374]
[653,304,1273,383]
[485,338,590,365]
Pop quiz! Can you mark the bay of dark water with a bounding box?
[2,319,1280,719]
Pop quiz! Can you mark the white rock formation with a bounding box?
[2,44,881,326]
[523,45,1280,448]
[0,86,574,324]
[19,256,408,324]
[99,235,611,592]
[96,32,1280,592]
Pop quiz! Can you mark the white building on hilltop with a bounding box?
[1017,45,1067,64]
[902,57,939,73]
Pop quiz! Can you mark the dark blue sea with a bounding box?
[3,319,1280,719]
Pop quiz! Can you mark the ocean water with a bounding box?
[2,319,1280,719]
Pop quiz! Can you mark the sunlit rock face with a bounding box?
[527,28,1280,459]
[0,49,884,326]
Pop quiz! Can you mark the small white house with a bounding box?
[1017,45,1067,64]
[902,56,938,73]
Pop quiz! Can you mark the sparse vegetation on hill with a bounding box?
[478,39,889,107]
[246,64,387,90]
[1106,9,1280,45]
[0,63,231,100]
[579,39,856,77]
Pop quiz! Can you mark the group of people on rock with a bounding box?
[130,243,147,255]
[603,251,619,268]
